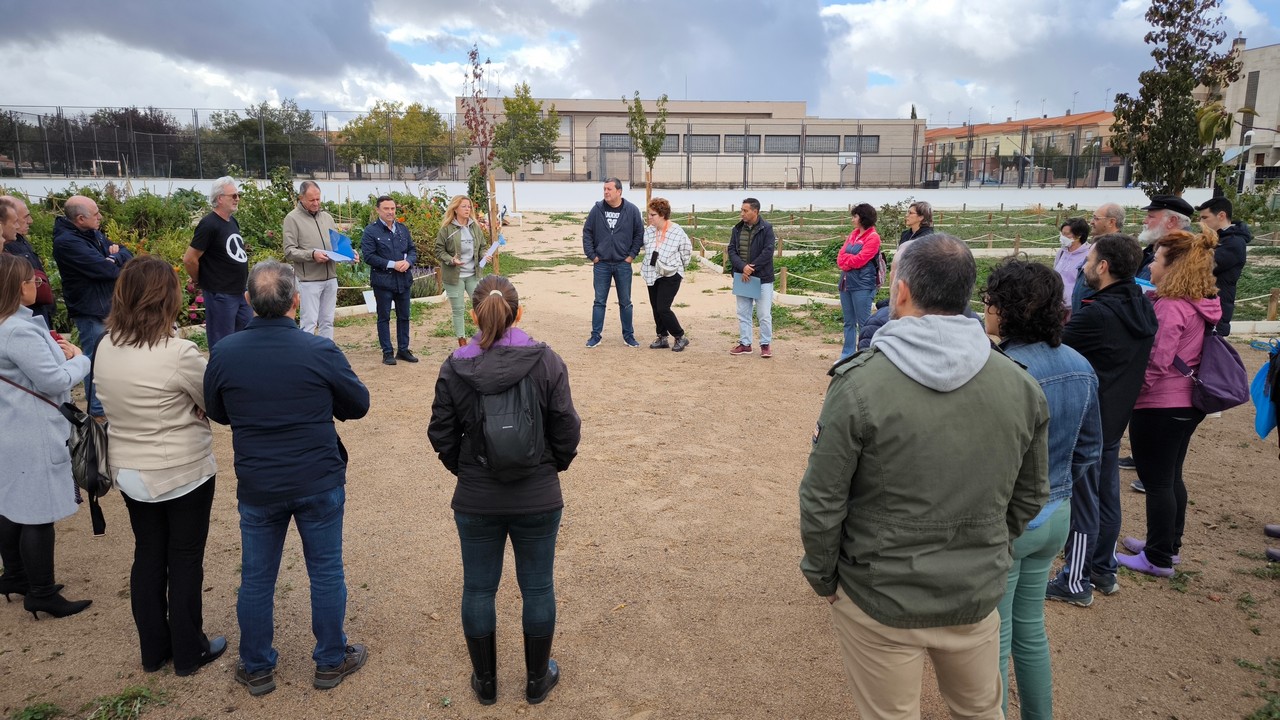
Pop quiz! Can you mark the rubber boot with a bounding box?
[20,524,90,620]
[464,634,497,705]
[524,633,559,705]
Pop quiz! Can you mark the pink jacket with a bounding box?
[837,228,880,272]
[1135,295,1223,410]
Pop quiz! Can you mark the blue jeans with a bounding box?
[374,286,411,355]
[999,501,1071,720]
[839,286,874,360]
[735,283,774,346]
[454,509,561,638]
[72,315,105,416]
[237,485,348,673]
[204,291,252,350]
[590,261,634,342]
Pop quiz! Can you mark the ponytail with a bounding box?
[471,275,520,350]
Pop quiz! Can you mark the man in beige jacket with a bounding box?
[283,181,357,340]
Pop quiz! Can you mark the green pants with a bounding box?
[998,500,1071,719]
[444,275,480,338]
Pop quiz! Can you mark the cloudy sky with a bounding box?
[6,0,1278,127]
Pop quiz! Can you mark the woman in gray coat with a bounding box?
[0,254,93,619]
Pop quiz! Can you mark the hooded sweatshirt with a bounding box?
[1213,220,1251,335]
[1137,295,1223,410]
[427,327,581,515]
[870,314,992,391]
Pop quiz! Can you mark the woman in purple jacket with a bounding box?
[1118,229,1221,577]
[427,275,581,706]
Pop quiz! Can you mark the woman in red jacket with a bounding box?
[836,203,881,361]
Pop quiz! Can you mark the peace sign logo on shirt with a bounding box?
[226,233,247,264]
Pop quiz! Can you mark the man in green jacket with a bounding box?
[799,233,1049,719]
[283,181,358,340]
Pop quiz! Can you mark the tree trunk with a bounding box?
[511,172,518,214]
[645,167,653,216]
[487,170,500,275]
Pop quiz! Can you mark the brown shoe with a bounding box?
[236,662,276,696]
[314,643,367,690]
[458,337,468,348]
[760,344,772,359]
[729,343,752,356]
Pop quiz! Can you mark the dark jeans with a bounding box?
[122,478,216,672]
[237,485,348,673]
[591,260,635,342]
[647,275,684,339]
[72,315,105,416]
[374,286,411,355]
[1130,407,1205,568]
[454,509,562,638]
[204,291,252,350]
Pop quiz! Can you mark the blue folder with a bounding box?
[325,229,356,262]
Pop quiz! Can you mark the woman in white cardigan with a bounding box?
[0,254,92,619]
[640,198,693,352]
[94,255,225,676]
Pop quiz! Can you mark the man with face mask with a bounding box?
[1053,218,1091,309]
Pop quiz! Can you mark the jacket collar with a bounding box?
[246,316,298,330]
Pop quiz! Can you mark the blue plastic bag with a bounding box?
[1252,363,1276,439]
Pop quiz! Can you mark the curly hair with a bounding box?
[1153,227,1218,301]
[982,258,1066,347]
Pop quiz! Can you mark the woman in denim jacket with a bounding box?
[984,259,1102,719]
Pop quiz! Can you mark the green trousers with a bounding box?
[444,275,480,338]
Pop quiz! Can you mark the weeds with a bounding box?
[12,703,63,720]
[83,686,164,720]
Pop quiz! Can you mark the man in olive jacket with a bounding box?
[799,234,1049,719]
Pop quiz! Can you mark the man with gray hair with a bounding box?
[1,196,55,328]
[800,234,1048,718]
[184,177,251,349]
[1135,195,1194,281]
[283,181,357,340]
[204,260,370,697]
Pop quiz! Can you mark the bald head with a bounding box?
[1091,203,1124,237]
[64,195,102,231]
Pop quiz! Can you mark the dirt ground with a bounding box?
[1,212,1278,720]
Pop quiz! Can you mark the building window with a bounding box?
[554,153,571,172]
[844,135,881,154]
[559,117,571,138]
[600,133,631,150]
[805,135,840,154]
[530,161,545,175]
[661,135,679,153]
[764,135,800,153]
[684,134,720,153]
[724,134,761,153]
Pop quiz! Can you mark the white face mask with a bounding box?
[1059,234,1074,248]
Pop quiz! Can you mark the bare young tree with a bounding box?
[623,92,669,211]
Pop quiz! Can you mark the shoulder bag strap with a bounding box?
[0,374,59,408]
[1171,319,1216,378]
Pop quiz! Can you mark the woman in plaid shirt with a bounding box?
[640,198,693,352]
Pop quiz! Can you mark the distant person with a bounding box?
[183,177,250,349]
[900,201,934,245]
[728,198,777,358]
[837,203,881,362]
[1135,195,1193,281]
[1049,234,1157,606]
[436,195,490,348]
[94,256,225,676]
[427,275,581,706]
[53,194,133,419]
[1054,218,1090,308]
[1073,203,1126,312]
[984,259,1100,719]
[1118,229,1221,578]
[800,234,1048,719]
[205,261,371,696]
[640,197,693,352]
[0,254,92,619]
[284,181,356,340]
[1,197,54,328]
[582,178,643,348]
[1196,197,1251,335]
[362,195,419,365]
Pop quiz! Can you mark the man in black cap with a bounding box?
[1135,195,1194,281]
[1197,197,1252,335]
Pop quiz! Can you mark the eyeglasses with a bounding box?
[25,277,43,286]
[224,193,241,200]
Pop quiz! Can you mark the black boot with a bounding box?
[19,523,90,620]
[524,633,559,705]
[464,634,497,705]
[0,515,26,601]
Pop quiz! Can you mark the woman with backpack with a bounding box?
[836,203,882,361]
[93,256,225,676]
[427,274,581,706]
[0,254,93,619]
[1118,228,1222,577]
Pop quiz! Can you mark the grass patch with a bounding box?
[83,686,164,720]
[12,703,63,720]
[1237,657,1280,719]
[489,254,576,276]
[548,212,584,224]
[1169,569,1200,593]
[431,316,477,338]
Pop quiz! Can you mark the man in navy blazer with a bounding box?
[362,195,418,365]
[204,260,371,696]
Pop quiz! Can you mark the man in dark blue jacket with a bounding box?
[727,198,776,358]
[1197,197,1252,335]
[205,260,371,697]
[581,178,643,348]
[51,195,132,419]
[362,195,418,365]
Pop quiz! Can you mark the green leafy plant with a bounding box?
[83,686,164,720]
[11,702,63,720]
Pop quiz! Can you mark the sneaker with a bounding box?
[672,336,690,352]
[1118,455,1136,470]
[649,336,670,349]
[395,349,419,363]
[1091,573,1120,596]
[236,662,277,697]
[314,643,368,690]
[585,337,602,348]
[1120,537,1180,565]
[623,336,640,348]
[730,344,753,356]
[382,353,397,366]
[760,344,772,359]
[1045,577,1093,607]
[1130,479,1146,493]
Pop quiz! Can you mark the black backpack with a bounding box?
[474,375,545,472]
